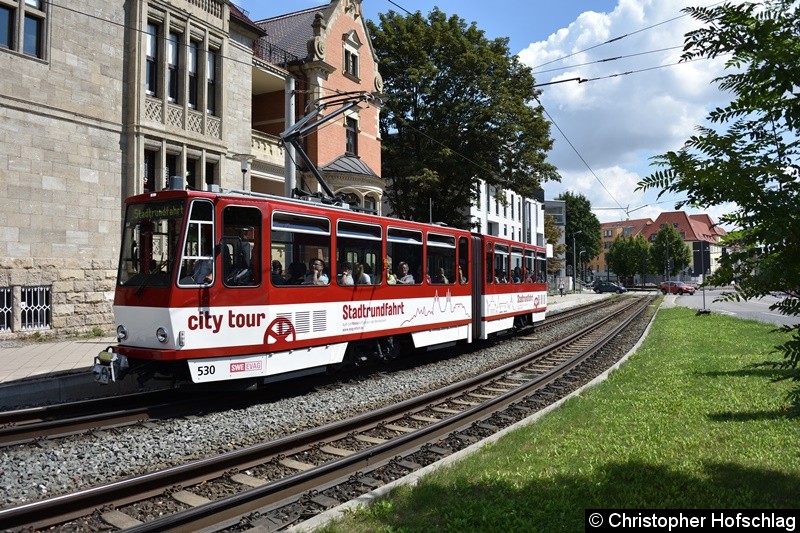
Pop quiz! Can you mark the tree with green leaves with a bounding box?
[637,0,800,405]
[557,191,601,276]
[606,235,652,287]
[368,9,559,228]
[544,213,566,279]
[651,225,692,278]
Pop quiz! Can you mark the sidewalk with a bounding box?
[0,291,611,385]
[0,335,116,383]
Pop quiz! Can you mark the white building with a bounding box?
[470,180,546,248]
[544,199,567,281]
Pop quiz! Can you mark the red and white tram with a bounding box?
[93,188,548,386]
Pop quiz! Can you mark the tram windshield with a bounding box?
[118,199,186,288]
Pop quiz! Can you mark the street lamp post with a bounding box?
[572,230,582,293]
[579,250,586,286]
[234,153,255,191]
[699,241,710,314]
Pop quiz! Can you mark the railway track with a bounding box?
[0,295,654,531]
[0,386,300,448]
[0,296,613,449]
[0,389,180,447]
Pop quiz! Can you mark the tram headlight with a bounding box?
[116,325,128,341]
[156,327,169,344]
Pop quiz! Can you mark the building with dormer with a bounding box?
[253,0,384,212]
[639,211,726,279]
[588,212,726,283]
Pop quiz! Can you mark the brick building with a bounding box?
[253,0,383,211]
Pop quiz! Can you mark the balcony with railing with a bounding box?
[251,130,284,168]
[253,40,301,66]
[144,97,222,140]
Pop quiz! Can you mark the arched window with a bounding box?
[364,195,377,214]
[340,192,360,210]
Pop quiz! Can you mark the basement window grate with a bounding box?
[0,288,11,332]
[21,286,52,330]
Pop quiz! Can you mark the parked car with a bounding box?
[594,281,627,294]
[659,281,696,295]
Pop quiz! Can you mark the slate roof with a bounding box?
[256,4,328,62]
[230,3,267,37]
[320,154,379,178]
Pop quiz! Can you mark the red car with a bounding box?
[660,281,696,295]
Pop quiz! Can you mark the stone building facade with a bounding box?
[1,0,128,335]
[1,0,378,339]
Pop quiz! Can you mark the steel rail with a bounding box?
[0,297,614,448]
[0,296,650,530]
[0,390,212,447]
[129,296,653,532]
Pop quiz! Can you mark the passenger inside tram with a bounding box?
[395,261,415,284]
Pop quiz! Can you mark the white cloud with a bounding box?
[549,165,648,221]
[521,0,735,227]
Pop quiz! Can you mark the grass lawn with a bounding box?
[315,306,800,532]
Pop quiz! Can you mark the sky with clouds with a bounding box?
[237,0,738,227]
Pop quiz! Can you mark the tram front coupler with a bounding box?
[92,347,129,384]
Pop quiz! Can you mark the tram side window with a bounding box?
[427,233,455,285]
[458,236,469,284]
[387,227,422,285]
[511,247,523,283]
[524,250,535,282]
[336,220,381,286]
[494,244,509,283]
[221,206,261,287]
[271,212,331,286]
[537,250,547,283]
[178,200,215,286]
[485,243,493,284]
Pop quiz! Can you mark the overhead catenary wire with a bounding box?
[534,95,625,212]
[566,55,711,85]
[370,0,724,215]
[531,15,687,70]
[595,198,689,219]
[530,0,725,70]
[385,0,415,15]
[49,0,719,103]
[531,45,684,76]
